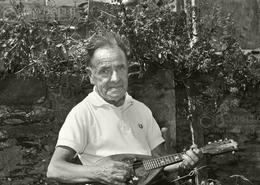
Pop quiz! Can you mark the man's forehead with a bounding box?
[93,60,127,68]
[90,47,128,68]
[94,60,113,67]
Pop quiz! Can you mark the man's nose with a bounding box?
[110,70,120,82]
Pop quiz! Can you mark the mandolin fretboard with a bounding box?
[143,153,184,170]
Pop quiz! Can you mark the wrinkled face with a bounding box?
[89,46,128,106]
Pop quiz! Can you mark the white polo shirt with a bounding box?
[56,88,165,165]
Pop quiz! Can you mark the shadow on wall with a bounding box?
[0,76,45,105]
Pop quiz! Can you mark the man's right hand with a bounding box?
[92,160,132,185]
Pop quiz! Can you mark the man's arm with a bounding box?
[47,146,131,185]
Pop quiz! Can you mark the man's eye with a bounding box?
[118,65,126,70]
[100,69,110,74]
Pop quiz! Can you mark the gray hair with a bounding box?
[87,31,130,66]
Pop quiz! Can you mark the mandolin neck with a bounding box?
[142,138,238,170]
[143,152,185,170]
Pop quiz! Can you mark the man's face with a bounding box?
[89,46,128,105]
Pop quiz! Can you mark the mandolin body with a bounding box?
[95,154,163,185]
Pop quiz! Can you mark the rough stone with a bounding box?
[35,96,46,104]
[0,106,9,118]
[3,118,25,125]
[0,130,8,141]
[0,139,15,150]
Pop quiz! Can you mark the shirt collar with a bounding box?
[86,86,134,108]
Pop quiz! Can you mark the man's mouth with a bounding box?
[109,86,123,90]
[109,85,123,89]
[108,86,124,93]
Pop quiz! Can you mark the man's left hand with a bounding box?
[163,145,203,172]
[180,145,203,170]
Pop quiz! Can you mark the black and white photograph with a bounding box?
[0,0,259,185]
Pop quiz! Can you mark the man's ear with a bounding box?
[86,67,94,84]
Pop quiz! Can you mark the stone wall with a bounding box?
[0,76,45,105]
[0,69,260,184]
[0,69,176,184]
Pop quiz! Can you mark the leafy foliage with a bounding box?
[1,0,259,93]
[90,0,260,132]
[0,1,90,91]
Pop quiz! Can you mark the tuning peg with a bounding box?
[214,140,217,143]
[208,141,211,144]
[219,139,223,142]
[232,151,235,155]
[225,138,228,140]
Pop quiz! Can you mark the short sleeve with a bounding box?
[56,107,87,154]
[146,109,165,150]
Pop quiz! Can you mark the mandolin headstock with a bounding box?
[201,139,238,155]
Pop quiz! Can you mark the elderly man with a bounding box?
[47,32,201,185]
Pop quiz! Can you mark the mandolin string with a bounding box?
[123,154,185,168]
[129,163,172,168]
[128,160,182,166]
[126,160,183,168]
[125,160,174,167]
[123,153,185,168]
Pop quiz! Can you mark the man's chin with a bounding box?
[106,92,126,102]
[107,94,124,101]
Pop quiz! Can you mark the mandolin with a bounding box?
[92,139,238,185]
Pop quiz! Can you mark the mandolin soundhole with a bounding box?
[120,156,152,185]
[127,160,149,185]
[133,160,147,176]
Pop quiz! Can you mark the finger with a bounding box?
[116,183,126,185]
[115,163,132,173]
[179,160,190,170]
[112,169,130,179]
[192,147,200,154]
[186,149,199,163]
[112,174,129,184]
[190,144,198,149]
[114,161,131,169]
[164,163,180,172]
[182,153,196,167]
[190,145,202,156]
[109,181,126,185]
[114,175,127,182]
[192,147,203,158]
[115,182,126,185]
